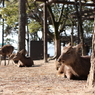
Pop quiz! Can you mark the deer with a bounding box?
[9,49,28,65]
[9,53,18,64]
[57,43,91,80]
[55,60,77,79]
[0,45,14,65]
[13,49,34,67]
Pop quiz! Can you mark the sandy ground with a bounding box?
[0,60,95,95]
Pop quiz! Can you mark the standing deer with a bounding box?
[13,49,34,67]
[57,43,91,80]
[0,45,14,65]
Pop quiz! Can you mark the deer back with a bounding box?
[0,45,14,56]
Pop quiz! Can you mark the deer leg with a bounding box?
[57,64,66,77]
[11,60,14,65]
[7,56,10,65]
[4,56,6,66]
[7,59,9,65]
[57,67,64,76]
[19,64,25,67]
[16,61,24,67]
[65,71,73,79]
[0,55,1,65]
[7,55,10,65]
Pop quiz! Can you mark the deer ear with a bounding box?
[67,42,71,46]
[76,43,82,52]
[17,52,19,54]
[19,49,27,56]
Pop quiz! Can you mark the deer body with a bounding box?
[0,45,14,56]
[0,45,14,65]
[13,50,34,67]
[57,43,91,79]
[19,56,34,67]
[71,56,90,78]
[55,61,79,79]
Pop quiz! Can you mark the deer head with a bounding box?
[57,43,82,65]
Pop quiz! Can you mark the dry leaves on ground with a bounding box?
[0,60,94,95]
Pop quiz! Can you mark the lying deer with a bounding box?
[0,45,14,65]
[55,60,76,79]
[9,49,27,59]
[13,49,34,67]
[9,53,18,64]
[57,43,91,80]
[9,49,28,64]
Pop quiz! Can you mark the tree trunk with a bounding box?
[75,0,85,55]
[2,0,4,46]
[86,17,95,88]
[18,0,26,51]
[43,2,48,62]
[54,38,61,59]
[71,24,74,46]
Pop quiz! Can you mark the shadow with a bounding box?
[33,64,42,67]
[70,75,87,80]
[18,65,42,68]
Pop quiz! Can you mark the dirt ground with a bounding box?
[0,60,95,95]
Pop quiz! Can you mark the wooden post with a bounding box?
[43,1,48,62]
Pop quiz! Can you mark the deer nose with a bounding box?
[57,58,61,62]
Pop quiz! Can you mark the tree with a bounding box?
[47,4,74,59]
[0,0,43,43]
[0,0,93,58]
[74,0,85,55]
[1,0,26,50]
[28,2,93,59]
[27,1,43,40]
[18,0,26,51]
[86,17,95,88]
[0,0,19,46]
[83,20,93,35]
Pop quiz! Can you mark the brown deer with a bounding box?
[55,60,77,79]
[13,49,34,67]
[9,49,27,60]
[57,43,91,80]
[0,45,14,65]
[9,53,19,64]
[9,49,28,65]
